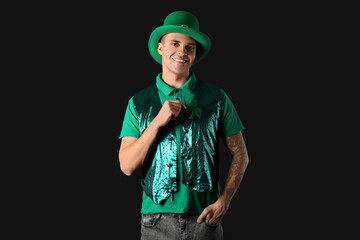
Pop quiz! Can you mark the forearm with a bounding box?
[219,152,248,206]
[197,133,248,225]
[119,119,161,176]
[219,132,249,206]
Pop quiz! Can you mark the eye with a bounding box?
[171,42,179,47]
[186,45,195,51]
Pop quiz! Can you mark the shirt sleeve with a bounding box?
[119,97,140,139]
[220,89,245,138]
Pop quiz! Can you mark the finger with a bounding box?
[208,214,218,225]
[171,105,181,116]
[205,213,212,224]
[213,215,223,225]
[168,101,182,110]
[173,100,187,110]
[180,101,187,110]
[210,219,219,226]
[173,109,181,118]
[197,208,208,223]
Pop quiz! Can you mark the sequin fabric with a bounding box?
[134,81,222,204]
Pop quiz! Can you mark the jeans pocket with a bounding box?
[204,221,220,228]
[141,214,161,228]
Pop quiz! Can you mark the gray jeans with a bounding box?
[140,213,224,240]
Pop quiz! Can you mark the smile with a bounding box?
[172,58,188,63]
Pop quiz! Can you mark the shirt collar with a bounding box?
[156,72,197,96]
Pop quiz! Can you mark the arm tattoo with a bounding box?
[223,132,249,198]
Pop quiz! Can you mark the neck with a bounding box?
[161,68,190,89]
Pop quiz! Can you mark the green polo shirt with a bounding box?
[119,72,244,215]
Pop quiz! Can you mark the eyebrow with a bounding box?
[169,39,196,45]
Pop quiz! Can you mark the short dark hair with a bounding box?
[159,34,198,47]
[159,34,167,43]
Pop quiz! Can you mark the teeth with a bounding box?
[173,58,185,63]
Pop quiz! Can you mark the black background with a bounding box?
[13,2,350,239]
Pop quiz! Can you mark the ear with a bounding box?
[157,42,163,56]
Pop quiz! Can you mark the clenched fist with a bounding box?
[153,100,187,128]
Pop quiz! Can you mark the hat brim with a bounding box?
[148,25,211,65]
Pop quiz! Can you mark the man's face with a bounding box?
[158,33,196,76]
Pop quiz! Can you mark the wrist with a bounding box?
[218,193,232,208]
[150,116,163,129]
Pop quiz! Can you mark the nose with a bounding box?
[177,46,187,56]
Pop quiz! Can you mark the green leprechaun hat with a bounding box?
[148,11,211,65]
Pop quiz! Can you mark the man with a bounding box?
[119,11,248,240]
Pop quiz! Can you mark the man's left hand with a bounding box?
[197,198,229,226]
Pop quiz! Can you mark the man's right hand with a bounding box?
[153,100,187,128]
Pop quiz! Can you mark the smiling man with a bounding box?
[118,11,249,240]
[158,33,196,87]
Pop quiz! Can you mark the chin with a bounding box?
[172,68,190,76]
[173,64,193,73]
[165,64,190,75]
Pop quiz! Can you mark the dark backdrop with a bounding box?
[26,2,331,239]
